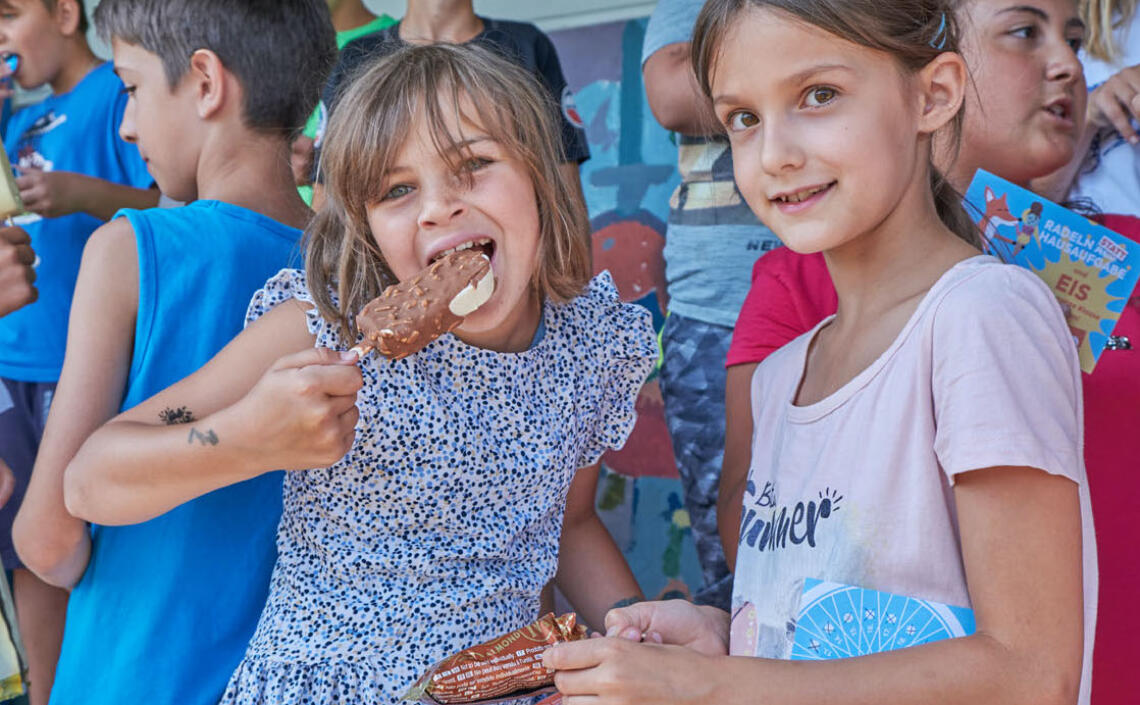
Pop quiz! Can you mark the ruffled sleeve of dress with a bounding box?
[573,271,658,468]
[244,268,345,350]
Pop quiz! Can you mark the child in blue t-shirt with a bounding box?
[10,2,337,705]
[0,1,156,702]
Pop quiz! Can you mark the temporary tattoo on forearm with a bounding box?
[159,406,195,425]
[187,428,218,446]
[610,596,642,610]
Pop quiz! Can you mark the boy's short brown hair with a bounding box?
[306,42,592,340]
[94,0,336,137]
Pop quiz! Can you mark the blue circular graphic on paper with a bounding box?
[791,580,976,660]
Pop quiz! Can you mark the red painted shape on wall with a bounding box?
[601,379,679,479]
[591,220,668,313]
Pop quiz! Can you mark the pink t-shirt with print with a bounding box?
[730,256,1097,704]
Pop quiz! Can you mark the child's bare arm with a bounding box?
[63,302,362,527]
[13,218,139,588]
[16,169,159,221]
[546,466,1084,705]
[554,463,643,632]
[719,362,758,569]
[642,41,720,136]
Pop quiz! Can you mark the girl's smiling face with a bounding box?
[955,0,1086,186]
[365,100,542,352]
[710,7,956,254]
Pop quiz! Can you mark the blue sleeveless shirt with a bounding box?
[49,201,301,705]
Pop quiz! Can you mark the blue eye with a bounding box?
[804,86,837,108]
[726,110,759,132]
[461,156,492,172]
[381,184,413,201]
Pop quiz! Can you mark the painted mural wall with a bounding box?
[548,18,705,602]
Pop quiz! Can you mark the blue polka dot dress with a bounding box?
[218,269,656,705]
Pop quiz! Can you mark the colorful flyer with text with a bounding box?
[965,170,1140,373]
[791,579,975,660]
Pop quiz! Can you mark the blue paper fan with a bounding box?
[791,578,975,660]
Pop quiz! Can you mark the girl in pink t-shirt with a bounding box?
[544,0,1096,703]
[722,2,1138,698]
[720,0,1099,545]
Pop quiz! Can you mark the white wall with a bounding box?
[82,1,655,46]
[6,1,650,108]
[78,0,656,65]
[362,0,656,31]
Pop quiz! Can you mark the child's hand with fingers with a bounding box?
[16,168,85,218]
[1088,65,1140,144]
[0,226,36,317]
[225,347,363,472]
[542,637,723,705]
[603,599,729,656]
[291,135,315,187]
[0,458,14,510]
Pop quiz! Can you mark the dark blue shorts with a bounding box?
[0,377,57,571]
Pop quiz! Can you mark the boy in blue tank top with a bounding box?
[11,2,336,705]
[0,1,157,702]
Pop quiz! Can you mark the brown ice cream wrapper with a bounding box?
[403,613,587,705]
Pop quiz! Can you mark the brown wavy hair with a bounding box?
[305,42,592,340]
[691,0,981,248]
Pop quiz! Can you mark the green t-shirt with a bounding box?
[299,13,397,203]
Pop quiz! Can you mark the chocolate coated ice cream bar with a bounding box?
[351,249,494,360]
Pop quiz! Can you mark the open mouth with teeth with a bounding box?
[1044,102,1071,120]
[774,182,835,204]
[430,237,495,265]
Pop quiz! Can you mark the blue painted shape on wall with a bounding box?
[549,18,705,602]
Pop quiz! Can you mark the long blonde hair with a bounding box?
[306,43,592,340]
[1083,0,1139,62]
